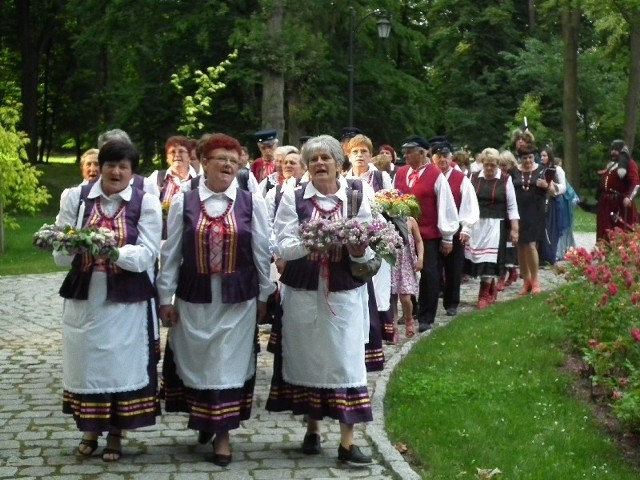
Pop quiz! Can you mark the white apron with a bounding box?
[169,276,256,389]
[62,272,149,394]
[465,218,501,264]
[372,259,391,310]
[281,277,369,388]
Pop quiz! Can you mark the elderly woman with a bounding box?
[157,133,274,467]
[258,145,299,197]
[510,144,551,294]
[464,148,519,307]
[266,135,376,466]
[149,135,199,236]
[54,140,162,462]
[80,148,100,183]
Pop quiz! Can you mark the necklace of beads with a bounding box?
[311,196,342,218]
[200,198,233,221]
[520,170,533,191]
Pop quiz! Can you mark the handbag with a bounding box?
[350,254,382,281]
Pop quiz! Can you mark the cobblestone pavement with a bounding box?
[0,233,595,479]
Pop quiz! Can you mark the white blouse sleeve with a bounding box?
[157,192,185,305]
[251,193,277,301]
[435,174,461,242]
[274,188,309,262]
[457,176,480,236]
[113,193,161,273]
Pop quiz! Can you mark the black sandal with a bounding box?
[102,431,123,462]
[77,436,99,457]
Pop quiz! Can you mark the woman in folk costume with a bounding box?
[464,148,520,308]
[157,133,274,467]
[266,135,376,466]
[54,140,162,462]
[345,133,395,358]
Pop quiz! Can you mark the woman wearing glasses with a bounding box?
[148,135,200,238]
[157,133,274,466]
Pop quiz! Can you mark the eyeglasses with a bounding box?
[167,148,189,156]
[206,156,240,166]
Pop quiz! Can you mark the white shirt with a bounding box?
[441,167,480,236]
[157,182,275,305]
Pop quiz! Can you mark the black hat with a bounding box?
[254,129,278,146]
[401,135,430,150]
[431,141,453,156]
[299,135,312,146]
[428,135,448,145]
[340,127,363,142]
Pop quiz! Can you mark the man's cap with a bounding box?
[254,129,278,145]
[340,127,363,142]
[299,135,312,146]
[431,140,453,156]
[401,135,430,150]
[428,135,448,146]
[611,139,626,151]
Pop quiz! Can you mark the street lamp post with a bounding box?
[347,7,391,127]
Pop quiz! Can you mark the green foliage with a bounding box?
[171,50,238,136]
[0,100,50,230]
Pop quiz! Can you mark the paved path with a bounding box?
[0,233,595,479]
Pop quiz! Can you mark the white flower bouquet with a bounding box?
[33,224,119,260]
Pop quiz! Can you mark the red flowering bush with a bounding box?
[548,227,640,431]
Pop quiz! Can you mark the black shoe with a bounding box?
[302,432,321,455]
[445,308,457,316]
[211,453,232,467]
[418,322,432,333]
[338,444,373,466]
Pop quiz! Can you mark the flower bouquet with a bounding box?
[33,224,119,260]
[373,189,421,218]
[298,217,403,265]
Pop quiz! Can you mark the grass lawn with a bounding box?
[0,160,76,275]
[385,294,639,479]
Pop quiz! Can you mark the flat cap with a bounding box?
[254,129,278,145]
[401,135,430,150]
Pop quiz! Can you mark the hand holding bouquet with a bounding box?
[298,217,402,265]
[33,224,119,261]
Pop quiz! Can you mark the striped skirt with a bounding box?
[161,342,256,434]
[265,348,373,424]
[62,310,160,432]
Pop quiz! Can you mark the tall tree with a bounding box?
[562,5,581,186]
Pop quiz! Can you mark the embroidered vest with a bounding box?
[395,164,441,240]
[470,173,508,219]
[279,179,366,292]
[446,169,465,210]
[59,185,155,302]
[175,188,258,304]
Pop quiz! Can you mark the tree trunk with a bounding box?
[16,0,39,164]
[562,7,580,188]
[261,0,285,138]
[623,15,640,152]
[528,0,536,32]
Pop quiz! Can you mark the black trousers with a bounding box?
[417,238,441,326]
[441,233,464,311]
